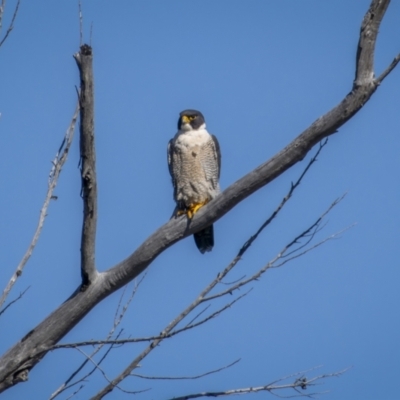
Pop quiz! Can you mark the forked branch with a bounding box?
[91,193,346,398]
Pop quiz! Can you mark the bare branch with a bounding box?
[70,341,150,396]
[49,331,123,400]
[183,305,211,328]
[131,359,240,380]
[73,44,98,287]
[354,0,389,86]
[238,139,327,257]
[203,196,347,303]
[0,102,79,310]
[73,348,117,388]
[63,385,84,400]
[219,275,247,285]
[0,0,6,35]
[177,291,251,332]
[53,293,246,349]
[0,0,20,48]
[3,143,339,391]
[78,0,83,46]
[90,192,340,398]
[166,367,349,400]
[281,194,346,254]
[0,287,30,317]
[273,225,355,269]
[49,279,143,399]
[89,286,248,397]
[376,53,400,84]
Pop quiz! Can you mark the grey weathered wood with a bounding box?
[74,44,99,286]
[0,0,398,394]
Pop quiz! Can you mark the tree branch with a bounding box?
[131,359,240,381]
[166,367,349,399]
[49,278,144,399]
[0,102,79,311]
[376,53,400,84]
[0,287,30,317]
[0,0,397,393]
[0,0,20,48]
[74,44,98,287]
[90,193,344,399]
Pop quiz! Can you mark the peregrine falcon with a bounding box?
[168,110,221,253]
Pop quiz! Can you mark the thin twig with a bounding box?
[272,225,355,269]
[0,286,30,317]
[75,347,150,396]
[219,275,246,285]
[203,196,348,302]
[63,385,84,400]
[238,139,328,257]
[166,367,349,399]
[0,0,6,35]
[0,0,20,48]
[74,348,117,386]
[49,331,123,400]
[376,54,400,84]
[184,305,211,328]
[131,359,240,380]
[78,0,83,46]
[53,290,249,349]
[49,279,144,399]
[0,102,79,310]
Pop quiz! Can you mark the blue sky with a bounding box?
[1,1,399,399]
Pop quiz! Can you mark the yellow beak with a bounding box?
[181,115,190,123]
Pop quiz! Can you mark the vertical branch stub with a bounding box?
[74,44,98,287]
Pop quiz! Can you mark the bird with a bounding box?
[167,109,221,253]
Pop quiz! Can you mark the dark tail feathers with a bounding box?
[194,225,214,254]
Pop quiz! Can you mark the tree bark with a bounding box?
[75,44,99,287]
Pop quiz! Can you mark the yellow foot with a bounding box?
[187,200,208,219]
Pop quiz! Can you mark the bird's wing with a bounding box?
[167,139,174,177]
[202,134,221,191]
[211,134,221,179]
[167,139,177,197]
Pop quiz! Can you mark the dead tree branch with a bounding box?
[53,290,250,349]
[166,367,349,399]
[0,0,20,48]
[238,139,327,257]
[203,196,347,302]
[90,195,344,399]
[74,44,98,288]
[49,278,143,399]
[0,287,30,317]
[0,102,79,311]
[0,0,398,393]
[131,359,240,381]
[50,141,331,351]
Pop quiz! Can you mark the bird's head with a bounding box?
[178,109,206,131]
